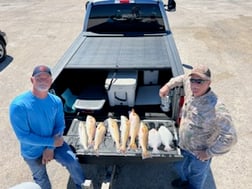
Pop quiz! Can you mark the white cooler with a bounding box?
[105,71,138,107]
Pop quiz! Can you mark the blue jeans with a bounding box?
[174,150,211,189]
[24,142,85,189]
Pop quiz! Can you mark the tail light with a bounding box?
[119,0,130,3]
[176,96,184,126]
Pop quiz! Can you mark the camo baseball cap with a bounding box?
[32,65,52,77]
[189,64,211,80]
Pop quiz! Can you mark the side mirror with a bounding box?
[165,0,176,12]
[85,1,90,10]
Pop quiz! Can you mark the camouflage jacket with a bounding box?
[166,74,237,158]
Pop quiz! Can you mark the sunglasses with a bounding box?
[190,78,207,84]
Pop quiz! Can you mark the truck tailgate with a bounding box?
[64,118,182,164]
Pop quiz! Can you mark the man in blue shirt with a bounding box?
[9,65,85,189]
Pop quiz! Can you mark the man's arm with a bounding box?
[52,98,66,136]
[206,103,237,157]
[159,74,185,97]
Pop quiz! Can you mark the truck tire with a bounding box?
[0,39,7,63]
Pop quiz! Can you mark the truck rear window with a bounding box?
[87,3,166,34]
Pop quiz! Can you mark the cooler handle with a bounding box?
[114,92,127,102]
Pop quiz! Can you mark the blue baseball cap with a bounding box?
[32,65,52,77]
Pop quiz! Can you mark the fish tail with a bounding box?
[94,145,98,151]
[91,140,95,147]
[120,145,126,154]
[94,150,100,157]
[88,140,94,148]
[142,150,152,160]
[115,142,121,152]
[164,145,172,151]
[129,142,137,150]
[152,148,160,154]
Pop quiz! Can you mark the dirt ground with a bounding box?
[0,0,251,188]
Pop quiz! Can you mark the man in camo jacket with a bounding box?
[159,64,237,189]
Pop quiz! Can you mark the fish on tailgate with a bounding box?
[86,115,96,148]
[119,115,131,154]
[138,121,151,159]
[94,122,107,155]
[108,117,120,151]
[78,120,88,151]
[148,128,162,154]
[128,109,140,151]
[158,125,174,151]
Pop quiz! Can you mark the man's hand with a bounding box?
[42,149,54,164]
[159,84,169,98]
[54,134,64,147]
[194,151,211,161]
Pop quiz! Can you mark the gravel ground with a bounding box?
[0,0,251,189]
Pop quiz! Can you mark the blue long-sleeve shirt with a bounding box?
[9,91,65,159]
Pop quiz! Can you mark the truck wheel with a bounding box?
[0,40,7,63]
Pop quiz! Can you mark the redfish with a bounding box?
[138,122,151,159]
[119,115,130,153]
[108,117,120,151]
[94,122,106,154]
[78,120,88,151]
[85,115,96,148]
[128,109,140,151]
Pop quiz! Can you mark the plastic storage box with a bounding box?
[105,71,138,107]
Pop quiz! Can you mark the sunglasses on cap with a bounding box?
[190,78,207,84]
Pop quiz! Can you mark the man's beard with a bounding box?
[35,84,50,92]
